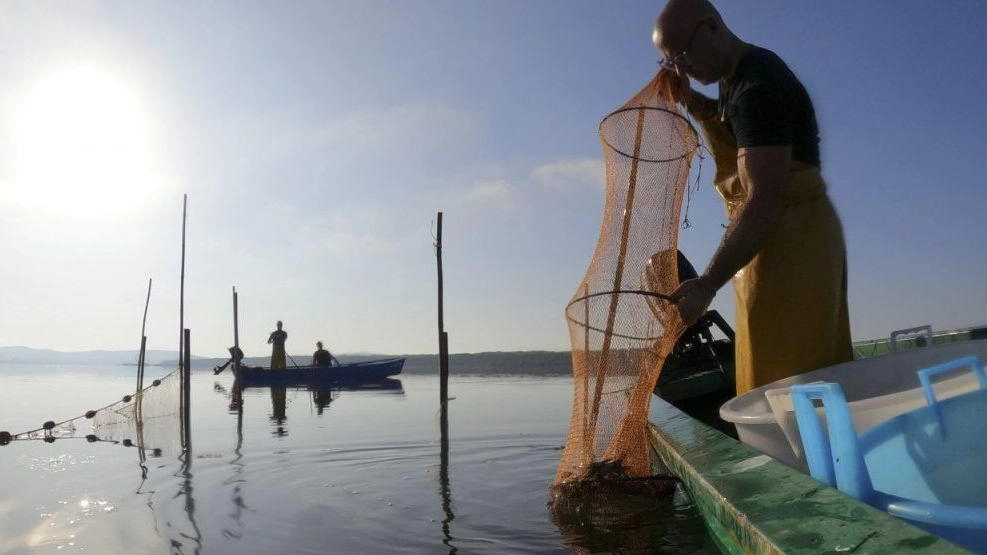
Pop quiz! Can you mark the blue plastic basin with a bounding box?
[792,355,987,553]
[862,389,987,551]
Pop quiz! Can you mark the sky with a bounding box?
[0,1,985,357]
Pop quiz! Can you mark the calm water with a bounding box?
[0,363,717,554]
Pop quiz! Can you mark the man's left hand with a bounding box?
[670,277,717,327]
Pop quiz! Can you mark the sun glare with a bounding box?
[8,65,167,218]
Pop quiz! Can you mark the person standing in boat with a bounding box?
[312,341,338,368]
[213,345,245,375]
[268,321,288,369]
[653,0,853,394]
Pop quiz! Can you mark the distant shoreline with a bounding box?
[0,349,574,376]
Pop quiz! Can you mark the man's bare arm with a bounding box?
[701,145,790,288]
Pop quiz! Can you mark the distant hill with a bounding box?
[0,347,574,376]
[0,346,184,366]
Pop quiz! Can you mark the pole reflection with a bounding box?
[439,399,457,554]
[221,382,247,540]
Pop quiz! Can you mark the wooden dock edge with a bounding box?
[648,398,971,554]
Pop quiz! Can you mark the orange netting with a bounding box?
[552,75,698,488]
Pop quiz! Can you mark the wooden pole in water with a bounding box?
[183,328,192,452]
[137,278,152,393]
[136,334,148,443]
[232,287,240,373]
[436,211,449,404]
[179,194,187,373]
[436,212,453,545]
[137,336,148,391]
[177,195,188,452]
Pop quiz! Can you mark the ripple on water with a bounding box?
[1,372,716,554]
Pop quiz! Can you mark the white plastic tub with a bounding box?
[719,340,987,470]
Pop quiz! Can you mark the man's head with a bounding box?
[653,0,739,85]
[276,320,283,330]
[317,341,323,349]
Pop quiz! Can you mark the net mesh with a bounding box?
[552,76,698,488]
[8,368,183,456]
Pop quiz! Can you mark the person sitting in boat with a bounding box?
[312,341,339,368]
[213,345,245,375]
[268,321,287,369]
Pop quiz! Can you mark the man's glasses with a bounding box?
[660,52,693,71]
[658,20,708,71]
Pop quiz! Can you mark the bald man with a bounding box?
[654,0,852,394]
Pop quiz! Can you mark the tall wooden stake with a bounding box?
[233,287,240,373]
[179,194,187,373]
[436,211,449,404]
[177,195,188,454]
[436,212,454,547]
[137,278,152,394]
[137,336,148,392]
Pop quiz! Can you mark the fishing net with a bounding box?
[552,75,699,492]
[1,368,184,456]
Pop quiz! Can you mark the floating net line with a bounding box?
[551,75,698,497]
[0,367,183,457]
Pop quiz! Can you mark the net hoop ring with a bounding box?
[598,106,698,163]
[565,289,677,342]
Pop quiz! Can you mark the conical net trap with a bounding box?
[552,75,699,492]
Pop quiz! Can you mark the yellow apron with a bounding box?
[696,116,853,395]
[271,345,286,369]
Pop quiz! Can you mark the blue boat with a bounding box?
[234,357,405,387]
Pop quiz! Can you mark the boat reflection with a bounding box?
[207,377,407,546]
[312,388,335,414]
[216,378,405,437]
[270,387,288,437]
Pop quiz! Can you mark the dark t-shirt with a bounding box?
[313,349,333,367]
[718,46,820,167]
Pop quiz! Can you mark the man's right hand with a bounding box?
[656,67,691,106]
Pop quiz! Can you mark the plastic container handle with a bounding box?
[917,355,987,406]
[790,383,874,501]
[889,325,932,353]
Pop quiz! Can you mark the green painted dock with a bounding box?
[648,398,972,554]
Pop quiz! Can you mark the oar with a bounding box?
[287,353,302,369]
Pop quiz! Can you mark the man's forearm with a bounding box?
[702,145,791,290]
[702,195,784,289]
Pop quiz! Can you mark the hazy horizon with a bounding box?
[2,2,985,357]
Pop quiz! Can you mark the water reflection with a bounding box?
[1,371,717,553]
[439,399,457,554]
[173,451,204,555]
[270,387,288,437]
[555,486,706,554]
[217,379,405,438]
[312,388,335,414]
[548,473,714,554]
[129,382,203,555]
[220,384,247,541]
